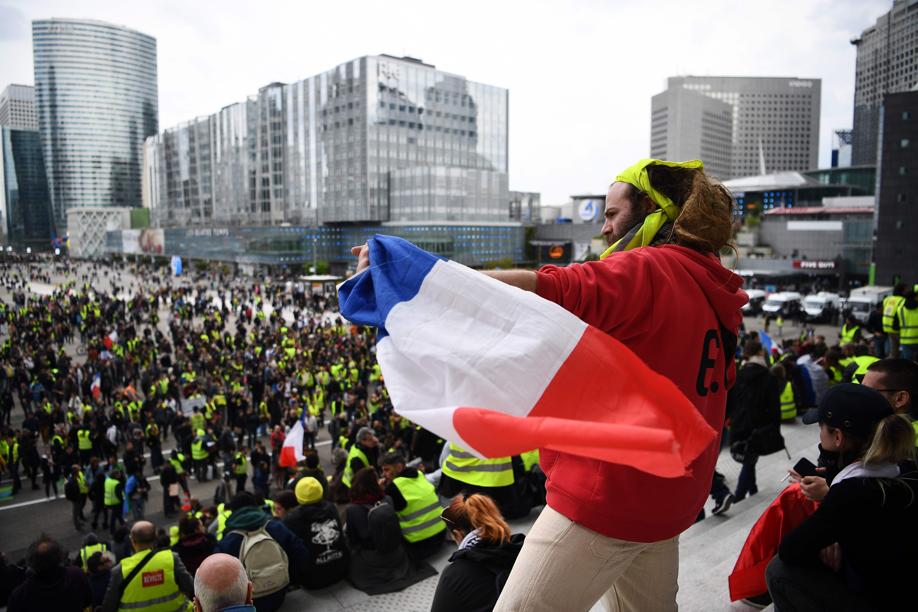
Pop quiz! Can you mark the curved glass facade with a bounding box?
[32,18,158,230]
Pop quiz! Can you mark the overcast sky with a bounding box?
[0,0,892,205]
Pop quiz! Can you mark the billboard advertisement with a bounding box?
[122,228,165,255]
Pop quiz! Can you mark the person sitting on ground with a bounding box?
[85,550,115,609]
[76,532,109,570]
[341,427,379,495]
[172,514,216,576]
[193,553,255,612]
[345,466,436,595]
[270,490,299,519]
[766,384,918,611]
[282,475,349,589]
[7,534,93,612]
[380,452,446,559]
[286,452,328,499]
[215,491,309,612]
[431,493,526,612]
[101,521,195,612]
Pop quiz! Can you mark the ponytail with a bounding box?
[441,493,511,544]
[646,165,735,253]
[465,494,511,544]
[863,414,916,467]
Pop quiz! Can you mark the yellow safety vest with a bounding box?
[76,471,89,494]
[441,444,514,488]
[80,542,107,567]
[852,355,880,383]
[839,324,860,345]
[393,472,445,543]
[215,503,232,541]
[234,453,247,476]
[883,295,906,333]
[341,445,369,489]
[104,477,120,507]
[169,454,185,475]
[897,305,918,346]
[520,450,540,473]
[780,382,796,420]
[78,429,93,451]
[119,549,187,612]
[191,438,208,461]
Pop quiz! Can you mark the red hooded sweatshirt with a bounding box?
[536,244,746,543]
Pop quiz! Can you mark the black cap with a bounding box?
[802,383,893,438]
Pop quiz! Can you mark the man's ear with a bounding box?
[640,194,656,215]
[193,596,202,612]
[247,581,255,604]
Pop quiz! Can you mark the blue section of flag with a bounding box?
[758,330,775,355]
[338,235,441,334]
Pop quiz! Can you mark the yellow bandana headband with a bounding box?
[599,158,704,259]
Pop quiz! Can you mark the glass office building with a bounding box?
[0,127,53,249]
[32,18,158,231]
[146,55,508,227]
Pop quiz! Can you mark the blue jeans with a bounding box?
[901,344,917,362]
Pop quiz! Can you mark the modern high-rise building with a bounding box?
[146,55,508,227]
[0,127,53,249]
[850,0,918,166]
[873,90,917,285]
[650,86,733,179]
[32,18,158,231]
[0,84,38,130]
[652,76,821,179]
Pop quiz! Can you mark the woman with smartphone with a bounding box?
[765,384,917,611]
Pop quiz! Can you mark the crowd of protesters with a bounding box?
[0,256,542,612]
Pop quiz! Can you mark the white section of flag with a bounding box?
[377,259,585,454]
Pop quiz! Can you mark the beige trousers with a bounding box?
[493,505,679,612]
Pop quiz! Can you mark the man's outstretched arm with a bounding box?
[480,270,537,292]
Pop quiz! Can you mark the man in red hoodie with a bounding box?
[485,159,745,611]
[351,159,746,611]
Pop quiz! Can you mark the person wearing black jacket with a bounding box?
[727,339,783,502]
[282,476,349,589]
[766,384,917,611]
[432,493,525,612]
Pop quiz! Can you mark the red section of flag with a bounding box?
[452,325,716,478]
[279,419,304,468]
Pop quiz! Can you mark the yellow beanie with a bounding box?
[295,476,323,505]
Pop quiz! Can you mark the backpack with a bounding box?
[232,525,289,598]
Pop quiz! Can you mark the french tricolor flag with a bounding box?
[279,414,305,468]
[91,373,102,402]
[338,236,716,478]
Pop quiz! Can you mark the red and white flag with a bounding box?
[279,416,304,468]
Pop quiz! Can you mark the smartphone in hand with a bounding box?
[793,458,818,478]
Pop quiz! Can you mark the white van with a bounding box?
[844,286,893,323]
[803,292,842,323]
[762,292,803,317]
[742,289,767,314]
